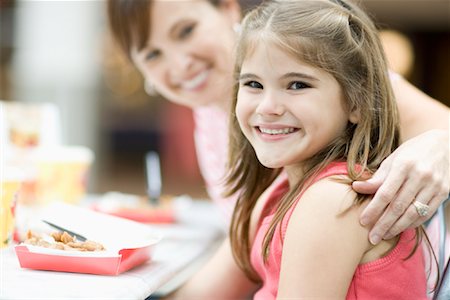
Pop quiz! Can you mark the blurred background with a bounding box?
[0,0,449,199]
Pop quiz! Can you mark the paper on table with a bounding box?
[30,202,162,254]
[23,244,120,257]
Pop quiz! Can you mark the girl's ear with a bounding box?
[219,0,242,24]
[349,107,360,124]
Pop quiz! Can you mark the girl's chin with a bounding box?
[258,159,284,169]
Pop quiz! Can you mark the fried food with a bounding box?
[24,230,105,252]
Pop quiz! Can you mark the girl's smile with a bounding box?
[255,125,300,142]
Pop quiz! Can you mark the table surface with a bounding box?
[0,198,226,300]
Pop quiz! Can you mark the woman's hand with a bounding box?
[353,129,449,245]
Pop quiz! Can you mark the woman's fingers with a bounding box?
[354,130,449,244]
[382,149,449,238]
[367,167,448,244]
[365,172,421,244]
[352,178,380,195]
[354,155,394,227]
[353,154,393,196]
[381,187,428,240]
[384,192,443,240]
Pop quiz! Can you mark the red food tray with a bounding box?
[15,244,154,275]
[15,202,162,275]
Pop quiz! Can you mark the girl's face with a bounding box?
[131,0,240,109]
[236,43,357,182]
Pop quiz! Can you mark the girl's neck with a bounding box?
[285,164,307,187]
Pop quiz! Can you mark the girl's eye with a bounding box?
[145,49,161,62]
[243,81,263,89]
[289,81,311,90]
[179,24,195,39]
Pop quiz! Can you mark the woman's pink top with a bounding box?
[193,105,236,222]
[250,162,427,300]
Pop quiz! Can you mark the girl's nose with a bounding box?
[255,91,285,116]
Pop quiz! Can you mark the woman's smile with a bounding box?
[179,69,211,91]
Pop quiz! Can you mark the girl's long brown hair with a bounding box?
[226,0,403,282]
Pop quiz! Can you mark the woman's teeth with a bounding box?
[182,70,209,90]
[259,127,296,135]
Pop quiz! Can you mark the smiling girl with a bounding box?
[172,0,431,298]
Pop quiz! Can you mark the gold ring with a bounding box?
[413,201,430,217]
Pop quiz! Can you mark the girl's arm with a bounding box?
[354,76,450,244]
[278,178,371,298]
[169,238,258,300]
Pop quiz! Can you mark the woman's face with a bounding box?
[132,0,241,109]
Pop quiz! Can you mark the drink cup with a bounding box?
[1,167,22,248]
[34,146,94,205]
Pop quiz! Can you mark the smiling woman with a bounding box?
[107,0,244,221]
[109,0,240,110]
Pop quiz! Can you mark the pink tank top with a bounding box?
[250,162,427,299]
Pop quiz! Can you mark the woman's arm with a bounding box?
[395,75,449,139]
[353,76,450,244]
[278,178,370,298]
[168,238,257,300]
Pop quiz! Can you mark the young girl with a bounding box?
[173,0,430,298]
[107,0,449,242]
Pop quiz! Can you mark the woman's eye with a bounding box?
[243,81,263,89]
[289,81,310,90]
[145,49,161,62]
[179,24,195,39]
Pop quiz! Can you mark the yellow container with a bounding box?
[34,146,94,205]
[1,172,22,248]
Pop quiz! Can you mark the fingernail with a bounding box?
[370,234,380,245]
[360,217,368,226]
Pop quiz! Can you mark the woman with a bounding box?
[107,0,449,245]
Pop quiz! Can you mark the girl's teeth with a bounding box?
[182,70,209,90]
[260,128,295,135]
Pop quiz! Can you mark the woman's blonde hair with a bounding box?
[226,0,403,282]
